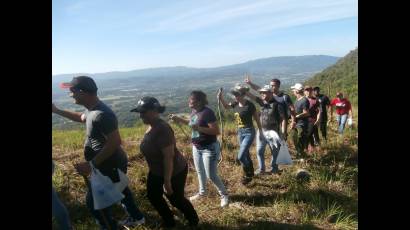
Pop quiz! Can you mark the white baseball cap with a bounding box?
[258,84,272,92]
[290,83,304,91]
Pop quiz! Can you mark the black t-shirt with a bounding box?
[294,97,310,128]
[230,100,256,128]
[190,106,218,148]
[317,94,330,120]
[273,92,293,119]
[140,119,187,177]
[83,101,128,181]
[255,97,284,131]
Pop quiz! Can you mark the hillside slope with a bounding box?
[304,48,358,105]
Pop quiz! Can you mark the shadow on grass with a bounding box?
[199,220,321,230]
[230,187,357,217]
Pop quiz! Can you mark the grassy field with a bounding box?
[52,118,358,230]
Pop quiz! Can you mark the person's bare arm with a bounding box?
[296,108,310,119]
[192,122,220,136]
[217,92,231,110]
[76,129,122,176]
[289,104,296,129]
[92,129,122,166]
[349,104,354,119]
[245,91,258,102]
[52,103,85,122]
[314,109,321,126]
[253,110,262,132]
[169,114,189,125]
[244,74,261,91]
[161,145,175,195]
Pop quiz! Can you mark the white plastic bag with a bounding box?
[114,169,129,192]
[90,163,124,210]
[276,140,293,165]
[347,117,353,126]
[262,130,281,148]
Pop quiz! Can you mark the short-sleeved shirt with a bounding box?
[255,97,284,131]
[294,97,310,128]
[330,98,352,115]
[273,92,293,120]
[140,119,187,177]
[190,106,217,148]
[307,96,321,123]
[230,100,256,128]
[317,94,330,120]
[83,101,127,172]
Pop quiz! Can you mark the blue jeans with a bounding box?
[237,127,255,168]
[336,114,348,134]
[256,130,281,173]
[192,141,227,196]
[86,165,144,230]
[52,187,72,230]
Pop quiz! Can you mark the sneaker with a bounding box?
[270,169,282,175]
[189,193,205,202]
[220,195,229,207]
[119,216,145,228]
[254,169,266,175]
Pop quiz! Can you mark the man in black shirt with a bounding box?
[52,76,145,229]
[246,85,286,175]
[313,87,331,141]
[290,83,310,158]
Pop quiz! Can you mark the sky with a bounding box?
[52,0,358,75]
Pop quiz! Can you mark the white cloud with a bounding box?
[144,0,357,33]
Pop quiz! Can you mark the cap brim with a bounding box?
[59,82,73,89]
[130,106,146,113]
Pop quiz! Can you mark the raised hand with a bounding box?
[244,74,251,84]
[217,88,223,101]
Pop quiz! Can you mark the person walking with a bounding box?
[52,76,145,230]
[169,91,229,207]
[217,84,262,185]
[330,92,353,135]
[131,97,199,228]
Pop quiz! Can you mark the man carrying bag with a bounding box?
[53,76,145,230]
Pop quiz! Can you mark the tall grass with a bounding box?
[52,119,357,230]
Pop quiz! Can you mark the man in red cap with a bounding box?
[330,92,353,134]
[52,76,145,230]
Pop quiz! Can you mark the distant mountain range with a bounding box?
[52,55,340,83]
[52,54,343,129]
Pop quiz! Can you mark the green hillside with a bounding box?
[304,48,358,106]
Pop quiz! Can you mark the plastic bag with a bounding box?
[347,117,353,126]
[90,163,124,210]
[114,169,129,192]
[276,140,293,165]
[262,130,281,148]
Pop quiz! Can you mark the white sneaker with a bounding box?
[189,193,204,201]
[119,216,145,228]
[220,195,229,207]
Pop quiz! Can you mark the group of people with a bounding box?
[52,75,353,230]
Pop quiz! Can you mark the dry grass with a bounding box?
[52,121,357,230]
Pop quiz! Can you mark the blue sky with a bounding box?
[52,0,358,75]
